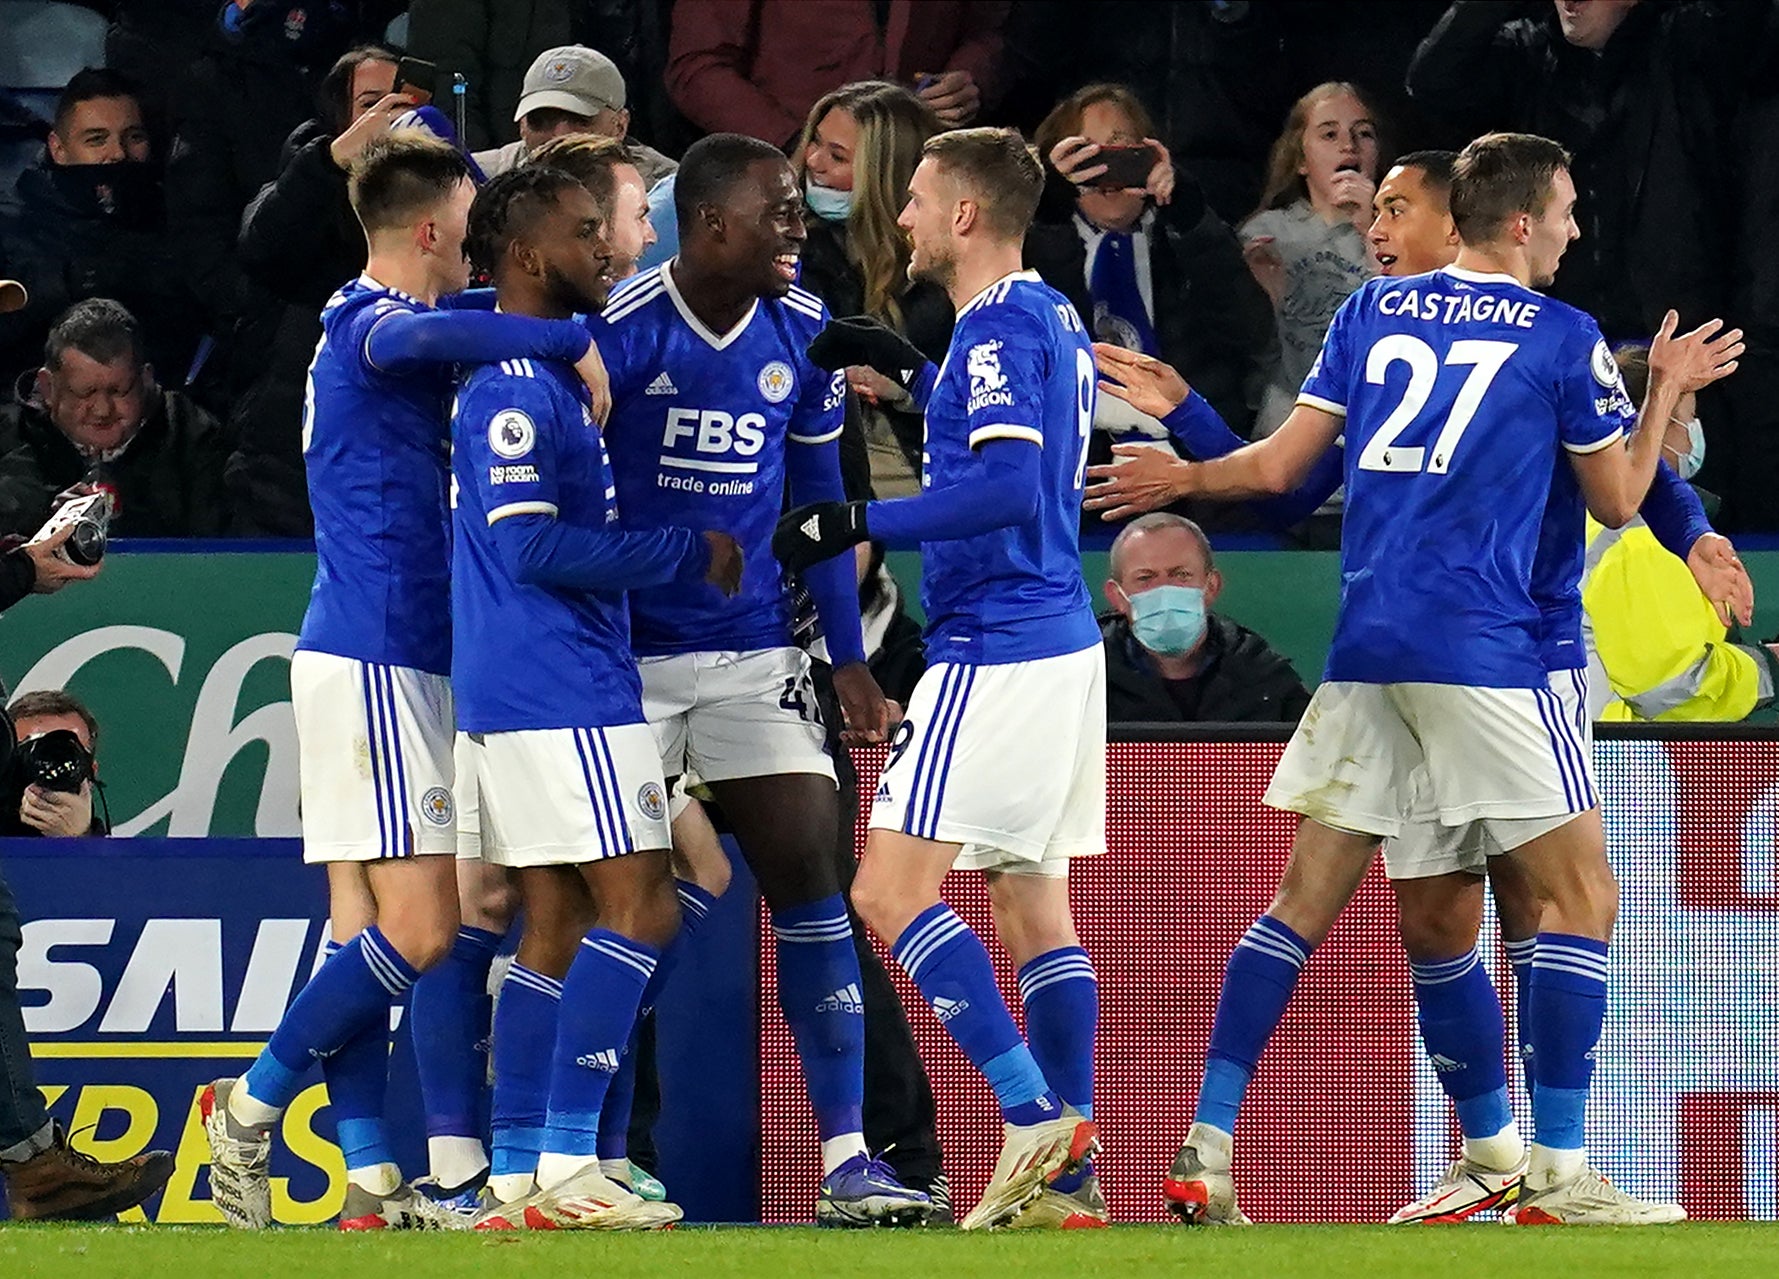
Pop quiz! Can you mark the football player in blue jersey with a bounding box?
[449,165,742,1231]
[199,133,625,1232]
[593,133,933,1227]
[1090,151,1752,1225]
[776,128,1106,1231]
[1089,131,1742,1226]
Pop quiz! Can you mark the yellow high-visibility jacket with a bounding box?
[1582,517,1773,721]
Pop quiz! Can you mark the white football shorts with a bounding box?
[465,723,671,868]
[867,645,1107,876]
[1267,670,1596,852]
[640,646,834,784]
[290,650,456,864]
[1380,669,1594,877]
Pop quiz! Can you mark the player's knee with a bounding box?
[848,857,903,941]
[1395,904,1477,964]
[464,874,519,933]
[384,916,458,971]
[610,880,682,952]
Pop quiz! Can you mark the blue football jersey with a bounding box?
[296,275,454,675]
[593,263,846,656]
[917,271,1099,665]
[1299,265,1634,688]
[450,356,645,732]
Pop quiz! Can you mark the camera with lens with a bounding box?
[28,491,111,567]
[0,702,100,837]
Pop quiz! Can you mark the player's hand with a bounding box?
[20,783,92,838]
[847,365,912,409]
[701,530,743,597]
[1242,235,1286,307]
[329,92,416,169]
[773,501,869,573]
[809,317,929,393]
[24,525,102,593]
[1648,310,1745,397]
[915,70,980,124]
[1687,531,1754,628]
[831,661,891,747]
[1094,342,1190,418]
[575,336,613,428]
[1084,444,1199,521]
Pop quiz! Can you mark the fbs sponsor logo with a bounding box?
[931,995,969,1024]
[817,983,864,1015]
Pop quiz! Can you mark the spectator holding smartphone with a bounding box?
[1241,81,1387,437]
[1034,83,1270,439]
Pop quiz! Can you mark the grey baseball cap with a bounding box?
[514,46,626,122]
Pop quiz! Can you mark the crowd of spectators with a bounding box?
[0,0,1775,541]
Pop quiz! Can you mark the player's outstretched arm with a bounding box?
[490,513,730,594]
[1571,311,1743,528]
[1095,342,1343,524]
[807,316,939,413]
[774,438,1041,572]
[1084,401,1343,521]
[364,309,592,376]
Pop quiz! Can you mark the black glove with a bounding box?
[806,315,930,395]
[773,501,869,573]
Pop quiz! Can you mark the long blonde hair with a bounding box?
[791,81,940,329]
[1251,81,1391,220]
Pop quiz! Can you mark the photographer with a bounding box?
[0,528,173,1220]
[6,691,105,838]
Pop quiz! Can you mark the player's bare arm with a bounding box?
[1570,311,1743,527]
[1084,402,1344,521]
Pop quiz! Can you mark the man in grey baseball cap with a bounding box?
[474,45,677,188]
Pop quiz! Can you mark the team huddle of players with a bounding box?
[194,113,1740,1233]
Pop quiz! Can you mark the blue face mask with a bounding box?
[804,179,853,222]
[1125,584,1208,656]
[1669,416,1706,481]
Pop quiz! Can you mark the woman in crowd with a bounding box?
[1035,82,1271,441]
[790,81,945,494]
[1241,81,1388,436]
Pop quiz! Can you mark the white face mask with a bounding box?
[1667,416,1706,481]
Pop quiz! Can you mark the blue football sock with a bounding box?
[243,926,417,1113]
[1504,937,1536,1093]
[1528,933,1608,1150]
[771,895,867,1146]
[490,963,561,1181]
[409,926,500,1145]
[540,930,657,1161]
[893,904,1060,1127]
[1194,915,1311,1134]
[1409,948,1512,1139]
[305,939,394,1178]
[595,881,717,1162]
[1017,946,1097,1119]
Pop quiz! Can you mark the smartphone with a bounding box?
[394,56,437,106]
[1086,144,1156,191]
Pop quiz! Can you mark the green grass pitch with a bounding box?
[2,1224,1775,1279]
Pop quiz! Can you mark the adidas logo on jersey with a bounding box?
[645,371,677,395]
[931,996,970,1024]
[576,1048,623,1073]
[817,983,865,1015]
[1429,1053,1464,1073]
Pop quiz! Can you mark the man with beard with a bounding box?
[775,127,1105,1231]
[449,164,739,1230]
